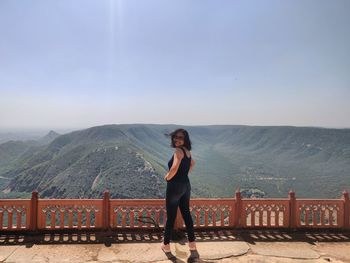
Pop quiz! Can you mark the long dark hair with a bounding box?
[164,128,192,150]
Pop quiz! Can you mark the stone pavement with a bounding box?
[0,229,350,263]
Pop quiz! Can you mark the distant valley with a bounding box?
[0,124,349,199]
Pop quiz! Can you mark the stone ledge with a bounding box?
[1,230,350,263]
[1,240,350,263]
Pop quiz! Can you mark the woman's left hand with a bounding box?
[164,175,169,181]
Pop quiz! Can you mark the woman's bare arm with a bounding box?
[164,148,183,181]
[189,158,195,173]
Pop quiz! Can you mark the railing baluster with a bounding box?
[77,210,82,229]
[16,210,22,229]
[146,209,151,227]
[40,211,46,229]
[259,210,263,226]
[305,209,309,226]
[313,209,317,226]
[86,211,91,228]
[50,211,56,229]
[267,210,271,226]
[244,209,249,227]
[112,208,117,228]
[0,212,3,229]
[321,209,325,226]
[220,209,224,226]
[8,210,13,229]
[196,209,200,226]
[275,211,279,226]
[154,210,159,228]
[60,210,65,228]
[68,210,73,228]
[251,210,255,226]
[130,210,135,228]
[289,191,296,228]
[333,210,337,226]
[122,209,126,227]
[343,191,350,229]
[212,208,216,227]
[235,190,241,227]
[204,209,209,227]
[280,210,284,226]
[138,210,143,227]
[329,210,334,226]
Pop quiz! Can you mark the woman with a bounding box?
[161,128,198,253]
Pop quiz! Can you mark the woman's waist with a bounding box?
[167,176,190,183]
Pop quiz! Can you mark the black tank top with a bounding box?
[167,146,191,183]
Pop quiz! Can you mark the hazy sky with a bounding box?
[0,0,349,131]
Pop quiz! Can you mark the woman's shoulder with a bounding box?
[173,147,187,155]
[174,147,184,155]
[177,146,191,158]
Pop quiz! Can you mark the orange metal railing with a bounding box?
[0,190,349,231]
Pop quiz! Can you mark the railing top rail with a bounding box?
[38,199,103,201]
[110,199,165,205]
[37,200,103,206]
[0,200,31,204]
[190,198,234,202]
[295,199,345,202]
[110,197,234,201]
[190,198,235,201]
[0,198,346,202]
[241,198,289,204]
[110,198,166,201]
[241,198,290,201]
[0,199,31,202]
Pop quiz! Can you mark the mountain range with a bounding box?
[0,124,349,199]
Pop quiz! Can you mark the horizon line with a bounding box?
[1,122,350,133]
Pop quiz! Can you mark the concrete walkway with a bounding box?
[0,230,349,263]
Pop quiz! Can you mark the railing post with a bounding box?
[343,190,349,230]
[289,190,296,229]
[103,191,110,230]
[30,191,38,231]
[234,189,242,227]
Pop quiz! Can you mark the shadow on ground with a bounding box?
[1,228,349,247]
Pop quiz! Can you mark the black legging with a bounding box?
[163,181,196,245]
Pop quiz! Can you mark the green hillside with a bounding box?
[0,124,349,199]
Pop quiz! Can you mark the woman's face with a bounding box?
[173,132,185,147]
